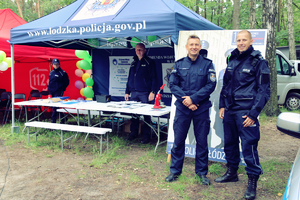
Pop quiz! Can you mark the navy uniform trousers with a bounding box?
[170,108,210,175]
[51,91,64,123]
[223,110,263,175]
[129,91,151,139]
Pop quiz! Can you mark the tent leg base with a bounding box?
[11,126,19,134]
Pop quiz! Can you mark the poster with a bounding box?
[109,56,133,96]
[166,29,268,164]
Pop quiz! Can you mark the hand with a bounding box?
[242,115,255,127]
[149,92,155,101]
[219,108,225,119]
[182,96,192,107]
[124,94,129,101]
[188,104,198,111]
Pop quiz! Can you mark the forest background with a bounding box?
[1,0,299,116]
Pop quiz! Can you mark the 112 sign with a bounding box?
[29,67,49,91]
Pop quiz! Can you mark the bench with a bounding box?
[25,121,112,154]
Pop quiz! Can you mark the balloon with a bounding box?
[74,80,84,90]
[83,87,94,98]
[0,51,6,62]
[75,50,89,59]
[0,61,8,71]
[80,88,84,96]
[79,60,92,70]
[130,37,141,48]
[87,38,99,47]
[77,97,84,101]
[82,73,90,82]
[75,69,84,77]
[85,78,94,87]
[147,35,156,42]
[76,60,82,69]
[4,57,12,68]
[85,69,92,75]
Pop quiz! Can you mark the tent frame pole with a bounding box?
[11,44,19,134]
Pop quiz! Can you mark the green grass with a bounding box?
[0,116,294,199]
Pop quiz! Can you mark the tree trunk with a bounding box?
[249,0,256,29]
[287,0,296,60]
[37,0,41,18]
[232,0,240,29]
[16,0,24,19]
[196,0,200,14]
[264,0,280,116]
[204,0,207,19]
[277,0,281,32]
[262,0,267,29]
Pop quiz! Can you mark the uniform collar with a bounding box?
[186,54,200,62]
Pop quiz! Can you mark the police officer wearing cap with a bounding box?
[165,35,216,185]
[215,30,270,200]
[48,58,69,123]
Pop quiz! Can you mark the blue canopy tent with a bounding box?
[9,0,222,133]
[10,0,222,49]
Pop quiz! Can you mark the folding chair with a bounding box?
[28,89,39,100]
[13,93,26,124]
[0,92,11,125]
[27,91,42,120]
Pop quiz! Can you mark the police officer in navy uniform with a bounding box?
[124,43,157,144]
[48,58,69,123]
[215,30,270,200]
[165,35,216,185]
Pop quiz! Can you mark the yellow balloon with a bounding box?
[82,73,90,82]
[4,57,12,68]
[76,60,82,69]
[80,88,84,96]
[86,98,93,101]
[0,51,6,62]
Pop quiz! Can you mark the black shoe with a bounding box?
[140,138,150,144]
[197,174,211,185]
[125,134,137,141]
[244,175,259,200]
[214,166,239,183]
[165,173,179,182]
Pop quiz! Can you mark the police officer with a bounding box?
[215,30,270,200]
[124,43,157,144]
[165,35,216,185]
[48,58,69,123]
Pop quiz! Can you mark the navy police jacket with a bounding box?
[169,55,216,115]
[48,67,69,95]
[125,55,157,94]
[219,46,270,120]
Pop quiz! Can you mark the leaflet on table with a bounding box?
[106,101,146,109]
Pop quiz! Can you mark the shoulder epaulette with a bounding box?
[175,57,185,63]
[250,50,264,67]
[202,56,212,62]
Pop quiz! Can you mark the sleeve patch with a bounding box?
[210,73,216,82]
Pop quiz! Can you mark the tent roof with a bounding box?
[0,8,27,41]
[0,8,77,62]
[10,0,222,49]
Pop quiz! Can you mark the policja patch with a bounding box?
[210,73,216,82]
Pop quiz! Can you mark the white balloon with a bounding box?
[0,61,8,71]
